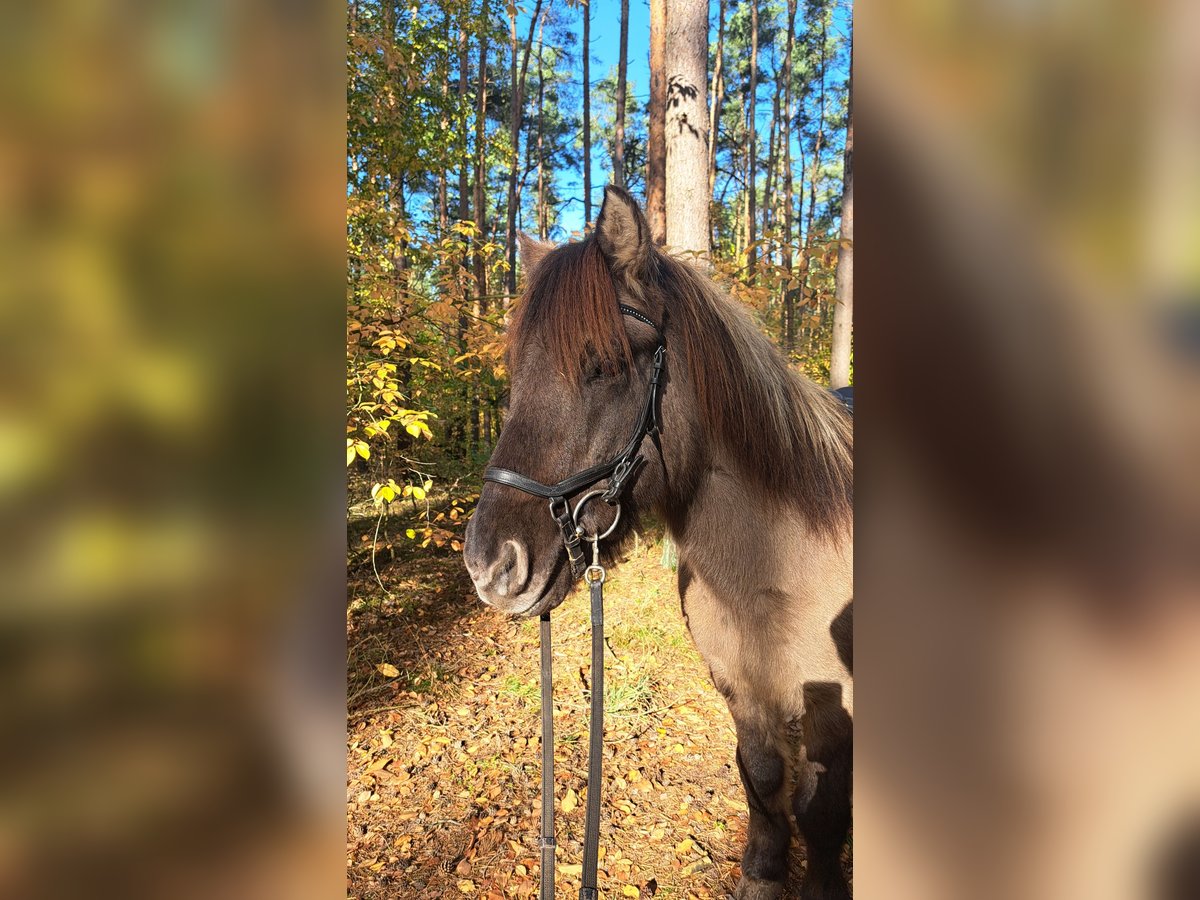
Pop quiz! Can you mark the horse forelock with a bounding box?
[507,238,633,384]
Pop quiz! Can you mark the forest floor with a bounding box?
[347,515,832,899]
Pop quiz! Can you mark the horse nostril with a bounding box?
[488,539,530,597]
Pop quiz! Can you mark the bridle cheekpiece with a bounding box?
[482,304,666,580]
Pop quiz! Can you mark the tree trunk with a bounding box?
[647,0,667,243]
[707,0,725,204]
[763,84,780,247]
[664,0,710,257]
[744,0,759,279]
[782,0,796,352]
[536,17,547,240]
[457,20,471,456]
[473,0,492,453]
[614,0,630,188]
[505,0,545,297]
[829,57,852,389]
[439,9,450,235]
[799,6,826,350]
[582,0,592,228]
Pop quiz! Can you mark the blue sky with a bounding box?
[533,0,852,236]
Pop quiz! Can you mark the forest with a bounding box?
[346,0,853,526]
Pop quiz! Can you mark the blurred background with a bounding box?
[855,0,1200,898]
[0,1,345,898]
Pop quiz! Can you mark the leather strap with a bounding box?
[539,613,556,900]
[578,574,605,900]
[536,576,607,900]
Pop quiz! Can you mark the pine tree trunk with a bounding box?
[830,57,852,389]
[707,0,725,204]
[536,17,547,240]
[582,0,592,228]
[614,0,630,188]
[647,0,667,243]
[505,0,545,297]
[457,20,471,456]
[803,10,827,288]
[744,0,759,279]
[782,0,796,352]
[763,86,780,247]
[664,0,710,257]
[472,0,492,454]
[439,10,450,235]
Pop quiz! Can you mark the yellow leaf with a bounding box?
[405,528,416,539]
[675,838,695,855]
[346,444,356,466]
[376,663,399,678]
[411,485,427,501]
[355,441,370,460]
[456,880,475,894]
[622,886,640,898]
[562,788,578,813]
[405,422,421,438]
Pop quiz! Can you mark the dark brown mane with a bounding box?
[508,238,632,382]
[509,236,852,534]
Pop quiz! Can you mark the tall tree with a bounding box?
[664,0,710,256]
[456,16,472,453]
[647,0,667,243]
[707,0,726,205]
[781,0,797,351]
[504,0,545,297]
[800,1,828,337]
[582,0,592,227]
[535,16,549,239]
[613,0,630,188]
[830,55,852,389]
[744,0,759,278]
[472,0,491,450]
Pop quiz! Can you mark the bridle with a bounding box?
[483,304,666,581]
[481,304,666,900]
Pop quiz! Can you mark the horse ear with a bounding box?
[517,233,554,278]
[594,185,650,274]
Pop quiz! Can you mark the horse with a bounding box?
[463,185,853,900]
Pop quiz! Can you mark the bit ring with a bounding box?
[572,490,621,541]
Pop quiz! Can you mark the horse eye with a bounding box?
[586,359,622,383]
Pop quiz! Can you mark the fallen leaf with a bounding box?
[376,663,399,678]
[622,886,640,898]
[457,879,476,894]
[562,788,578,813]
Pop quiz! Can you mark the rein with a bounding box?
[482,305,665,900]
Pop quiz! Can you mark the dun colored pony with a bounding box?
[464,186,853,900]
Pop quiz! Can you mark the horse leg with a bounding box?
[731,720,792,900]
[794,682,852,900]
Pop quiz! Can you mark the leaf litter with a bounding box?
[347,524,832,898]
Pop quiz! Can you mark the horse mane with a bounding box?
[509,236,853,535]
[651,252,853,534]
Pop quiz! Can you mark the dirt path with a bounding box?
[347,526,815,899]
